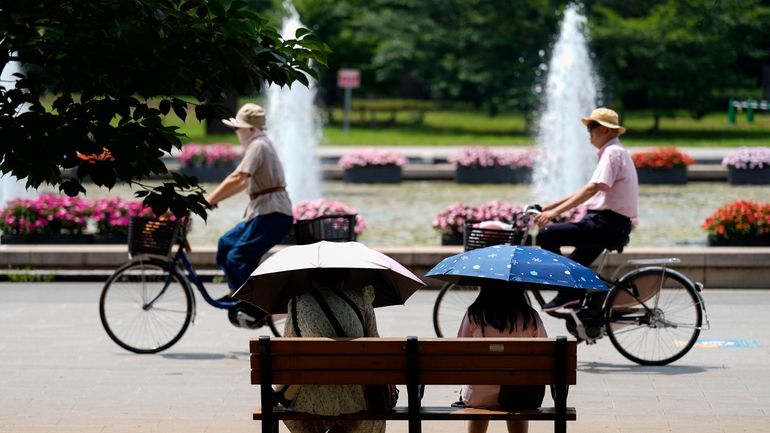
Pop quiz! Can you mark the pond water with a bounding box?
[76,181,768,248]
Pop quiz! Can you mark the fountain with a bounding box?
[532,3,600,202]
[266,0,322,203]
[0,55,33,211]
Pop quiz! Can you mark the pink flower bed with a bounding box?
[293,199,367,234]
[432,200,585,234]
[0,194,158,236]
[448,146,535,168]
[338,149,407,169]
[178,143,242,167]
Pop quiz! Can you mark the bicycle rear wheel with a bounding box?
[605,267,702,365]
[99,257,193,354]
[433,282,480,337]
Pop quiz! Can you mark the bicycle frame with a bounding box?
[139,244,237,320]
[530,253,710,344]
[174,247,238,309]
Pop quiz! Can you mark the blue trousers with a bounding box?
[216,212,293,291]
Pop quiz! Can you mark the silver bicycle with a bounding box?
[432,212,710,366]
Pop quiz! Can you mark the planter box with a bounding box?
[636,166,688,185]
[441,232,464,246]
[180,163,237,183]
[91,233,129,244]
[1,234,94,244]
[509,167,532,183]
[455,166,532,184]
[727,166,770,185]
[0,233,127,244]
[708,234,770,247]
[343,165,402,183]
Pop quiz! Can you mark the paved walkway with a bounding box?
[1,283,769,433]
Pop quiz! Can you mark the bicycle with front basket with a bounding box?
[98,214,357,354]
[432,211,710,366]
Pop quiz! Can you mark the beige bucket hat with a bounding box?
[581,107,626,135]
[222,103,266,129]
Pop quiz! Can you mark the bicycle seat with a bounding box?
[606,236,630,253]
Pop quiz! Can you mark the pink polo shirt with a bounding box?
[583,138,638,220]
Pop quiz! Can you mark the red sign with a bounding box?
[337,69,361,89]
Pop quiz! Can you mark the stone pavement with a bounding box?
[1,283,769,433]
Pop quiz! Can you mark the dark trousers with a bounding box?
[537,210,631,303]
[537,210,632,267]
[216,212,293,291]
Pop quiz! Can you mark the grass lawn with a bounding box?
[176,107,770,148]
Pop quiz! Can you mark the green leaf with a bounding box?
[60,179,86,196]
[159,99,171,115]
[171,99,187,121]
[208,0,226,18]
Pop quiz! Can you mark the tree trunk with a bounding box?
[651,113,660,133]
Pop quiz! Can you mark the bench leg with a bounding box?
[406,337,421,433]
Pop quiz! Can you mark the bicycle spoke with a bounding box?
[433,283,479,337]
[606,268,702,365]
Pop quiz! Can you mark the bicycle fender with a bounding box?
[615,266,708,315]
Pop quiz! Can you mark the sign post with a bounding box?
[337,69,360,133]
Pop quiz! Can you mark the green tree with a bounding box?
[0,0,327,219]
[589,0,770,130]
[295,0,562,116]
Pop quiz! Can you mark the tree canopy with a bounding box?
[588,0,770,128]
[1,0,327,219]
[295,0,563,115]
[293,0,768,121]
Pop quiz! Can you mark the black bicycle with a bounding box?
[432,213,711,366]
[99,214,357,354]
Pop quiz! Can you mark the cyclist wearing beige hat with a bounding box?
[533,107,639,312]
[206,103,294,306]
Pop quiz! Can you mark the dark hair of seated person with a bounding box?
[308,268,350,288]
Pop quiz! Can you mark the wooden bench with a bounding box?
[251,336,577,433]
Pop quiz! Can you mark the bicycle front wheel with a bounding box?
[99,257,193,354]
[433,282,479,337]
[605,267,702,365]
[267,314,287,337]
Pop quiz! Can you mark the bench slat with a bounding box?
[250,337,407,355]
[251,337,576,356]
[417,339,577,356]
[252,354,575,371]
[254,406,577,421]
[251,370,576,385]
[251,354,407,370]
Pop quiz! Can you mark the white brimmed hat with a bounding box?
[581,107,626,135]
[222,103,266,129]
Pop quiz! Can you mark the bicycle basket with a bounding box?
[294,214,357,245]
[128,217,181,256]
[463,221,522,251]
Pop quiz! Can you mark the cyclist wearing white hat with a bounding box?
[206,103,294,306]
[534,107,639,312]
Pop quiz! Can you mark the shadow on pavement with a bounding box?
[161,352,247,361]
[578,361,719,375]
